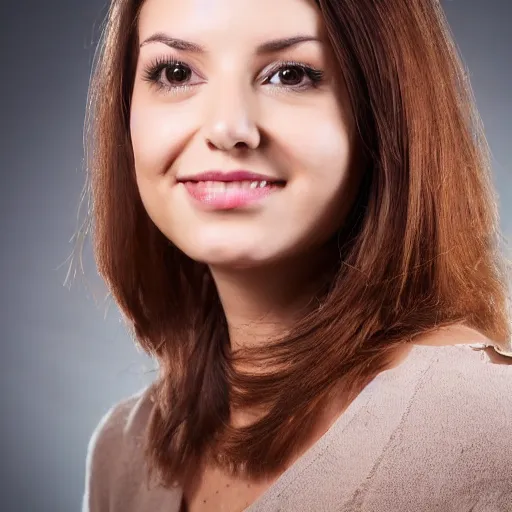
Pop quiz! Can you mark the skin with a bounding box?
[131,0,362,356]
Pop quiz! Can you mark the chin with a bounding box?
[196,250,269,269]
[179,241,276,269]
[171,227,268,266]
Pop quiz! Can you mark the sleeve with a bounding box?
[81,387,152,512]
[81,404,123,512]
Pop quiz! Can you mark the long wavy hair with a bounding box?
[76,0,511,487]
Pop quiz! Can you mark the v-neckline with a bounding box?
[244,342,455,511]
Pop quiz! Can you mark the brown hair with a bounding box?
[76,0,511,487]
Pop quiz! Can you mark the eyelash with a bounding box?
[141,56,325,95]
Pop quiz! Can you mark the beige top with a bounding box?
[82,343,512,511]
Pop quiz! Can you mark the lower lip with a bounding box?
[181,181,284,210]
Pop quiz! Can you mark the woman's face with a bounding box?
[131,0,360,269]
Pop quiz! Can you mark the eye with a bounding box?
[269,67,306,86]
[263,62,324,91]
[162,61,195,86]
[141,57,201,94]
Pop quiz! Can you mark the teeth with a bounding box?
[196,180,271,189]
[208,181,225,191]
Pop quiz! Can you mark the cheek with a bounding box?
[275,107,357,238]
[287,111,353,188]
[130,101,193,176]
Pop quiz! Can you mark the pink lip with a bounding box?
[176,170,286,210]
[181,180,284,210]
[176,170,284,183]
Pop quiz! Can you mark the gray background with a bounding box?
[0,1,510,511]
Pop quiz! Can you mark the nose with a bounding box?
[203,80,261,151]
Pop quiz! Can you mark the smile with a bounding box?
[180,180,286,210]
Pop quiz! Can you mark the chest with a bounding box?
[180,466,276,512]
[179,387,360,511]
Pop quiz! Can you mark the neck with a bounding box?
[209,245,337,354]
[208,246,336,429]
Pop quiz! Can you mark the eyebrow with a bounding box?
[139,33,320,54]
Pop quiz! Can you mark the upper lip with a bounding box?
[176,170,285,183]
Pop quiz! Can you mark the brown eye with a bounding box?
[164,63,192,84]
[265,63,324,90]
[278,67,304,86]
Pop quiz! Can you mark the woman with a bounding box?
[80,0,512,510]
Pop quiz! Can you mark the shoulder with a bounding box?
[415,342,512,421]
[426,341,512,388]
[363,343,512,508]
[82,385,155,512]
[406,343,511,496]
[87,385,155,453]
[378,338,512,444]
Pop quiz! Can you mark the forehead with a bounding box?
[137,0,324,45]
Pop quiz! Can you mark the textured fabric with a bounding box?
[82,343,512,511]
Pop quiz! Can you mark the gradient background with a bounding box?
[0,1,510,511]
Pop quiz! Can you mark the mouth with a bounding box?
[177,179,286,210]
[178,178,285,188]
[176,169,286,184]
